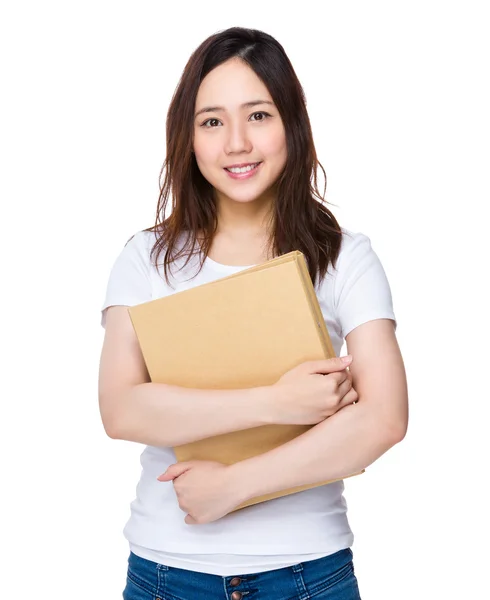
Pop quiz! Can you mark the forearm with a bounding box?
[111,382,273,447]
[229,400,403,504]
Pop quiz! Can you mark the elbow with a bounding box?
[389,422,407,445]
[99,395,125,440]
[100,412,123,440]
[374,396,409,446]
[362,400,408,446]
[393,398,409,443]
[103,419,122,440]
[385,412,409,445]
[371,410,408,447]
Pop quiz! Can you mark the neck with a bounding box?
[214,190,275,237]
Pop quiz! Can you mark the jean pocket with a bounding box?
[123,571,156,600]
[307,561,360,599]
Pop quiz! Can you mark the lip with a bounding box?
[224,162,261,169]
[224,161,262,180]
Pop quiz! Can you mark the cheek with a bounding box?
[258,127,287,162]
[193,131,221,165]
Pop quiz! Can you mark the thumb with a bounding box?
[157,462,193,482]
[309,355,352,374]
[185,514,198,525]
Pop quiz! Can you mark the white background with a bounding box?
[1,1,489,598]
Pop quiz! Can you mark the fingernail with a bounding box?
[341,355,352,363]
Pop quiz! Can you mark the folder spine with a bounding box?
[295,255,336,359]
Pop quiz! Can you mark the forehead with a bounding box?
[196,58,272,107]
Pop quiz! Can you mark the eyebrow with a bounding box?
[194,100,274,119]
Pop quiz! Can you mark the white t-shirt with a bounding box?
[100,227,397,575]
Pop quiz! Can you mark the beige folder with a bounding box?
[128,251,363,510]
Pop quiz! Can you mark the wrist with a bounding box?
[226,458,259,505]
[253,384,278,426]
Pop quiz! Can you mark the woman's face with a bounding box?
[193,58,287,206]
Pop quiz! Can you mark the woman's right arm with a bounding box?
[98,305,276,447]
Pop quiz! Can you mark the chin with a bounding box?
[216,179,273,203]
[223,191,269,204]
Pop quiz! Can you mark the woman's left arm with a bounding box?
[229,318,409,503]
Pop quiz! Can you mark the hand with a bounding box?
[157,461,243,525]
[271,355,359,425]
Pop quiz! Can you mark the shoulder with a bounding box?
[121,228,191,261]
[329,227,396,337]
[333,225,389,285]
[122,229,158,255]
[337,227,373,260]
[318,227,374,287]
[100,230,159,327]
[112,229,162,272]
[331,227,383,280]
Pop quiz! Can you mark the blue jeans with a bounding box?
[123,548,361,599]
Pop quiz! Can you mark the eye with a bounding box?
[200,112,271,127]
[250,111,271,122]
[201,118,222,128]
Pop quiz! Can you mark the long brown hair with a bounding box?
[145,26,343,287]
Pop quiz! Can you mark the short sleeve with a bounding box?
[100,231,153,328]
[333,231,397,338]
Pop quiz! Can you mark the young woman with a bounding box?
[99,26,408,600]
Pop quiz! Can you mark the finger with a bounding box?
[157,462,193,482]
[307,356,352,374]
[157,469,176,482]
[336,374,353,397]
[340,387,359,407]
[185,514,198,525]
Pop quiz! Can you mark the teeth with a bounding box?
[227,163,259,174]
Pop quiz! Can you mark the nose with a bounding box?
[224,120,252,155]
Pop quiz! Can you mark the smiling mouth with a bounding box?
[224,162,262,174]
